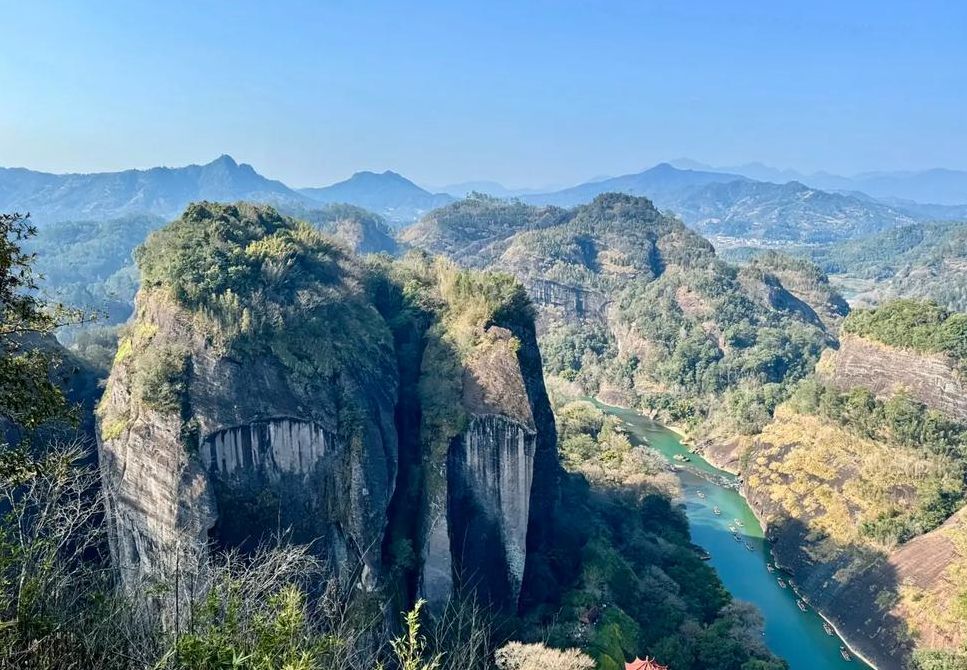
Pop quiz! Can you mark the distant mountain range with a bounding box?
[666,178,918,244]
[0,155,314,223]
[669,158,967,206]
[298,170,453,225]
[521,162,746,208]
[2,155,965,244]
[519,163,920,243]
[429,180,563,199]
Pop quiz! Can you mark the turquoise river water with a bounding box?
[593,401,873,670]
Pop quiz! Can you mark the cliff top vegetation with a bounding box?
[842,299,967,367]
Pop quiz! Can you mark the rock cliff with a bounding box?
[819,333,967,421]
[97,203,557,616]
[98,285,399,597]
[523,278,609,329]
[419,322,557,609]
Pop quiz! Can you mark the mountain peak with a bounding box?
[0,154,311,222]
[299,170,454,226]
[349,169,411,184]
[208,154,239,168]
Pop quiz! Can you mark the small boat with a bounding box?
[699,551,711,561]
[697,490,706,499]
[734,519,745,527]
[840,646,852,662]
[733,533,742,542]
[713,506,721,515]
[777,578,787,589]
[673,454,691,462]
[744,542,754,551]
[823,622,834,636]
[766,563,775,573]
[728,525,737,533]
[796,599,807,612]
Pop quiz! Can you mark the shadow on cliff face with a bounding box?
[373,282,435,611]
[491,298,561,612]
[766,515,910,670]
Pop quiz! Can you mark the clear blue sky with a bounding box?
[1,0,965,188]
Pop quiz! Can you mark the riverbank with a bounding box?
[681,436,882,670]
[592,398,877,670]
[737,494,881,670]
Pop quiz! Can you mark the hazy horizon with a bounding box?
[7,152,967,195]
[3,1,965,187]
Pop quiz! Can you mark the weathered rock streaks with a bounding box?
[820,333,967,421]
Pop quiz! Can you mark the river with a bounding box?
[594,401,872,670]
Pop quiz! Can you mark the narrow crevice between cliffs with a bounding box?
[373,285,433,612]
[383,324,428,608]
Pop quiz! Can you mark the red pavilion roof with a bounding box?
[625,658,668,670]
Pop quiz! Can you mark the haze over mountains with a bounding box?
[669,158,967,206]
[297,170,453,224]
[1,154,965,244]
[0,154,315,222]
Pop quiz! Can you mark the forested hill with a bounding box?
[404,193,836,435]
[24,203,399,329]
[723,220,967,312]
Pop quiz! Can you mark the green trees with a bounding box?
[23,213,165,324]
[844,299,967,367]
[0,213,77,442]
[1,213,117,666]
[133,202,397,402]
[610,262,828,432]
[535,397,787,670]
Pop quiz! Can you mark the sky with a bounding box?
[1,0,965,188]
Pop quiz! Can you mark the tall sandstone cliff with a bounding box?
[96,202,557,614]
[818,333,967,422]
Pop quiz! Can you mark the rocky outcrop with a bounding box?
[446,415,535,606]
[97,204,558,618]
[737,267,825,329]
[524,278,609,326]
[98,290,399,597]
[819,333,967,421]
[420,324,557,610]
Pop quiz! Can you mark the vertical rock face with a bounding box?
[98,287,400,598]
[203,420,337,477]
[819,333,967,421]
[418,324,557,612]
[448,415,535,606]
[524,278,609,327]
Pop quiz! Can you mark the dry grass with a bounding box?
[750,407,949,548]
